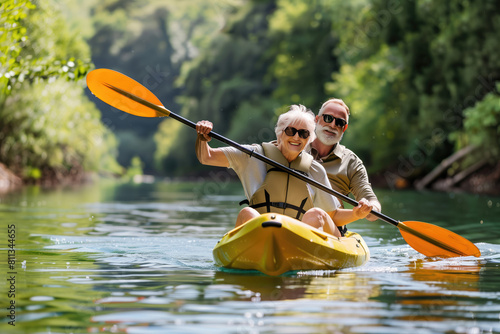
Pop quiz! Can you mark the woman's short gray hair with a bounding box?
[275,104,316,145]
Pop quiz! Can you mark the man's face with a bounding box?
[314,103,349,146]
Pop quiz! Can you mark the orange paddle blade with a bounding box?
[86,69,168,117]
[398,221,481,258]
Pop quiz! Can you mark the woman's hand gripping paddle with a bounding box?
[86,68,481,258]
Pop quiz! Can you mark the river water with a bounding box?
[1,180,500,334]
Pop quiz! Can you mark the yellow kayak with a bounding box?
[213,213,370,276]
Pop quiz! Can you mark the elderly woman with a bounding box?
[196,104,371,237]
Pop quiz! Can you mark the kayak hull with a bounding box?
[213,213,370,276]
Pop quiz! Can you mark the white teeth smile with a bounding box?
[290,142,300,146]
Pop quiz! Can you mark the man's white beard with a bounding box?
[315,124,342,146]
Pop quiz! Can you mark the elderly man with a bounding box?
[309,98,381,226]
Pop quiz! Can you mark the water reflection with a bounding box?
[212,271,381,302]
[407,258,482,290]
[1,181,500,334]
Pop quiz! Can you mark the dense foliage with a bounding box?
[86,0,242,172]
[155,0,345,175]
[155,1,279,175]
[451,83,500,163]
[2,0,499,187]
[0,0,120,182]
[155,0,500,183]
[333,0,500,176]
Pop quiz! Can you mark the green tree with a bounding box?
[151,0,500,181]
[267,0,340,108]
[88,0,241,173]
[328,0,500,178]
[0,0,89,97]
[451,84,500,162]
[0,0,120,182]
[124,155,144,182]
[328,45,408,171]
[155,0,279,175]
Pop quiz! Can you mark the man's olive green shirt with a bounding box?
[309,143,381,212]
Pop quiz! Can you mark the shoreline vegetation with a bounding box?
[1,161,499,196]
[1,0,499,198]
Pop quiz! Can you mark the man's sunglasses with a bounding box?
[322,114,348,128]
[283,127,310,139]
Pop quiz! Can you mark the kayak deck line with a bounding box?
[213,213,370,276]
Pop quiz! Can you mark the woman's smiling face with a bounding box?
[277,118,311,162]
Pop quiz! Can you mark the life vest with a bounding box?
[246,142,314,220]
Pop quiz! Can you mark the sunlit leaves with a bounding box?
[0,0,34,94]
[153,1,278,175]
[85,0,500,180]
[154,119,183,171]
[321,0,500,177]
[1,79,120,178]
[0,0,91,96]
[451,85,500,161]
[267,0,339,108]
[328,45,407,171]
[0,0,120,182]
[269,0,309,32]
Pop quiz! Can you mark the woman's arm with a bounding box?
[195,120,230,167]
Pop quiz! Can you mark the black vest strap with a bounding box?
[296,197,308,219]
[240,196,347,235]
[247,190,309,219]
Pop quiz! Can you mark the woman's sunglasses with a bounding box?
[283,127,310,139]
[322,114,348,128]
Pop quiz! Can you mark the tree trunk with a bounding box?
[415,145,475,190]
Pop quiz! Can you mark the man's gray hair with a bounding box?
[318,98,350,116]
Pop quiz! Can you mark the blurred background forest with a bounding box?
[1,0,499,194]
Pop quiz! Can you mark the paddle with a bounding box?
[86,68,481,258]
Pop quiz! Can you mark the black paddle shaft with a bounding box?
[103,82,400,226]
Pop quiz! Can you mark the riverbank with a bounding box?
[0,163,97,194]
[0,163,22,193]
[2,160,499,196]
[371,161,500,196]
[455,162,500,195]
